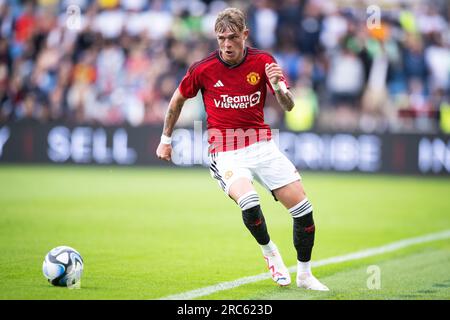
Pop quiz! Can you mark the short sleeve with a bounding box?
[262,54,289,95]
[178,65,202,99]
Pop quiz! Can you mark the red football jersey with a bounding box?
[178,47,288,152]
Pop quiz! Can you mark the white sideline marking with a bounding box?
[159,229,450,300]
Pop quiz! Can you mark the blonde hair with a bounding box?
[214,8,247,33]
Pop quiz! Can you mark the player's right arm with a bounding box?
[156,88,188,161]
[157,56,202,161]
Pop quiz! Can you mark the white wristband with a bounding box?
[272,81,287,93]
[279,81,288,93]
[273,81,288,93]
[160,134,172,145]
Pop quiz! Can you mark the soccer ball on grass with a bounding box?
[42,246,83,287]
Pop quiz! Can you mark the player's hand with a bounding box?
[156,143,172,162]
[265,63,283,85]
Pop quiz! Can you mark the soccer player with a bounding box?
[156,8,328,291]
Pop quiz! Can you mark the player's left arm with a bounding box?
[265,63,295,112]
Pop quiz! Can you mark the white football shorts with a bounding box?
[209,139,301,196]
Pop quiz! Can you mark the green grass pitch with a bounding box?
[0,165,449,300]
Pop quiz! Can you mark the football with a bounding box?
[42,246,84,287]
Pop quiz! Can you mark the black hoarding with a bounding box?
[0,123,449,175]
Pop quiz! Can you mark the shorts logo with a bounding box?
[224,171,233,180]
[246,72,260,85]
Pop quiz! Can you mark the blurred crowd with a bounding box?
[0,0,449,133]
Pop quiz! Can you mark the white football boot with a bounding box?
[263,249,291,286]
[296,272,329,291]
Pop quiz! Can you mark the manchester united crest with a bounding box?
[224,171,233,180]
[246,72,260,85]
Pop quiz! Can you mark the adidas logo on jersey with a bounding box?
[214,80,224,88]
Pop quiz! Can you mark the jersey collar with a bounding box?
[216,47,248,69]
